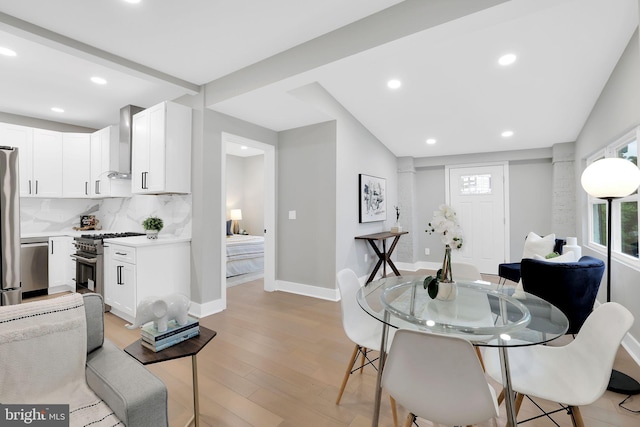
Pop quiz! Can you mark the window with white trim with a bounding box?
[586,127,640,262]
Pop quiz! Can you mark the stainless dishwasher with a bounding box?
[20,237,49,293]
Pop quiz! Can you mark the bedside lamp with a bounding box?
[230,209,242,234]
[581,157,640,396]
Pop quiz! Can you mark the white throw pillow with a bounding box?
[533,251,576,263]
[522,232,556,259]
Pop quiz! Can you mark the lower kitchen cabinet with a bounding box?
[104,239,190,323]
[48,236,75,294]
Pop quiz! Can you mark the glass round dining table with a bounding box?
[356,275,569,427]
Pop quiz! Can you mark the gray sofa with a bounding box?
[83,293,168,427]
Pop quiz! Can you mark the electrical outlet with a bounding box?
[364,253,369,263]
[424,248,430,255]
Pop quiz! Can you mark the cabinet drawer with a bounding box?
[110,245,136,264]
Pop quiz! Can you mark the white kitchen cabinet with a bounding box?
[104,239,190,323]
[90,125,131,198]
[32,129,63,197]
[48,236,75,294]
[131,101,192,194]
[2,123,34,197]
[63,133,91,198]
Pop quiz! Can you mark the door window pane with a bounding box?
[459,174,492,195]
[621,201,639,257]
[592,203,607,246]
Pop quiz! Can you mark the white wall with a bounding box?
[574,29,640,345]
[225,154,264,235]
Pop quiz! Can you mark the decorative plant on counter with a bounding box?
[424,204,464,300]
[142,216,164,239]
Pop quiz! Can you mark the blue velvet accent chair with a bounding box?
[498,238,566,284]
[520,255,605,334]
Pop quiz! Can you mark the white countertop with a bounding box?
[103,235,191,247]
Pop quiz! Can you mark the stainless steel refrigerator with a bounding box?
[0,146,21,305]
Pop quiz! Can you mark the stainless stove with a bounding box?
[72,232,144,308]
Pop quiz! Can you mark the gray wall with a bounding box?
[0,111,96,133]
[508,159,554,261]
[278,121,336,288]
[574,29,640,340]
[289,82,399,281]
[410,154,553,266]
[187,90,277,305]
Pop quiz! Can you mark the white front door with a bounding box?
[447,163,509,274]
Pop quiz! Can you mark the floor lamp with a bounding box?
[581,157,640,395]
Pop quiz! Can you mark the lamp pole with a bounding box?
[582,158,640,395]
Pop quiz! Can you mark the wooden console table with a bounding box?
[355,231,408,283]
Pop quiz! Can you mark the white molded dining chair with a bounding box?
[382,329,499,427]
[451,262,483,281]
[335,268,393,405]
[484,302,634,427]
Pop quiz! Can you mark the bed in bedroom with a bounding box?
[226,234,265,286]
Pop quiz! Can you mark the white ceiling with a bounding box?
[0,0,637,158]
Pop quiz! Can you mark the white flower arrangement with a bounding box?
[426,204,463,249]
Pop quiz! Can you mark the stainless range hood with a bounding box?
[108,105,144,180]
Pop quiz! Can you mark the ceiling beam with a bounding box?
[0,11,200,95]
[204,0,508,107]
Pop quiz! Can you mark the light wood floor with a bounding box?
[96,276,640,426]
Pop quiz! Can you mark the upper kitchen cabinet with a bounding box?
[3,124,64,197]
[90,125,131,198]
[62,133,91,198]
[131,101,192,194]
[2,123,33,197]
[31,129,63,197]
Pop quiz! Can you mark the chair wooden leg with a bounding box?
[404,413,414,427]
[336,344,360,404]
[514,393,524,415]
[497,389,504,405]
[360,348,367,374]
[475,346,486,371]
[569,406,584,427]
[390,396,399,427]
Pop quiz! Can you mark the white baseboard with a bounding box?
[395,261,441,272]
[48,284,75,295]
[622,332,640,368]
[189,299,226,319]
[275,280,340,301]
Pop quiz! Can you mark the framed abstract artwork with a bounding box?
[359,174,386,223]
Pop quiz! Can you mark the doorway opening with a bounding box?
[221,133,275,303]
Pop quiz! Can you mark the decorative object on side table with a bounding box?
[142,216,164,239]
[125,294,198,352]
[424,204,464,301]
[391,205,402,233]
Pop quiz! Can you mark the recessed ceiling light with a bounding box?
[91,76,107,85]
[0,47,17,57]
[501,130,514,138]
[498,53,517,66]
[387,79,402,89]
[123,0,141,4]
[240,146,248,150]
[426,138,436,145]
[51,107,64,113]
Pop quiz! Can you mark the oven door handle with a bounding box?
[70,254,98,264]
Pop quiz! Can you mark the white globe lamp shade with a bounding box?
[581,158,640,199]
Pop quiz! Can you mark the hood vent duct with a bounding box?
[108,104,144,180]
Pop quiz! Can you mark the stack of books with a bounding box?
[140,317,200,352]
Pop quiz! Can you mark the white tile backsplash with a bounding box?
[20,194,192,237]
